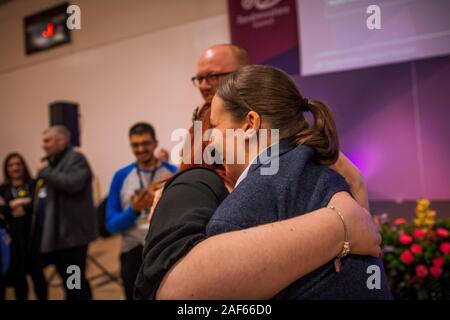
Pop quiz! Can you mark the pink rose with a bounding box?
[394,218,407,226]
[436,228,449,238]
[430,265,443,278]
[413,229,427,241]
[410,244,423,255]
[400,250,414,265]
[440,242,450,255]
[432,256,445,267]
[415,265,428,278]
[399,233,413,245]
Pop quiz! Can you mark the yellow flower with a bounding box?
[413,199,438,228]
[18,190,27,197]
[417,212,426,219]
[417,199,430,208]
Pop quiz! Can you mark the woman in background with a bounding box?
[0,153,47,300]
[0,153,34,299]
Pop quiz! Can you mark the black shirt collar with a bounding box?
[49,145,70,167]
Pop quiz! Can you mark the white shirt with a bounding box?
[234,143,279,187]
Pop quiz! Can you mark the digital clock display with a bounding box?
[23,2,71,55]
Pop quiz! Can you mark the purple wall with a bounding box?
[228,0,450,202]
[293,55,450,201]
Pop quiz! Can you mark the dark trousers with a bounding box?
[0,253,4,300]
[120,244,143,300]
[29,212,48,300]
[5,216,29,300]
[28,254,48,300]
[48,245,92,300]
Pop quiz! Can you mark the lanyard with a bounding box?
[136,163,159,189]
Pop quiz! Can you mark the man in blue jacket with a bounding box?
[106,122,176,300]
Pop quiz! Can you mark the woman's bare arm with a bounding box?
[330,152,369,210]
[156,192,380,300]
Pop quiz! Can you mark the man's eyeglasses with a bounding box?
[130,141,155,149]
[191,72,232,87]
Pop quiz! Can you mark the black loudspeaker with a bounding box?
[49,101,80,147]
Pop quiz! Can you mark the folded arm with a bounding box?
[157,192,380,300]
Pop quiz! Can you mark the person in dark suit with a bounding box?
[37,125,97,300]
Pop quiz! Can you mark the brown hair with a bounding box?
[2,152,33,186]
[215,65,340,165]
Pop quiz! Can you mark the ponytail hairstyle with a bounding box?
[292,99,340,165]
[215,65,339,165]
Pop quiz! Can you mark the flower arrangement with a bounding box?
[378,199,449,299]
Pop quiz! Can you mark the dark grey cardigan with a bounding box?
[206,140,392,299]
[38,147,98,253]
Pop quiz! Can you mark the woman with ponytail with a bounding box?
[135,97,385,300]
[197,65,392,299]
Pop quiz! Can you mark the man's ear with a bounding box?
[57,135,66,149]
[243,111,261,141]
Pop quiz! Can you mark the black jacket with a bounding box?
[134,167,229,299]
[0,180,35,223]
[38,147,98,253]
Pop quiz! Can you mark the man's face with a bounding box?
[195,48,240,102]
[130,133,157,164]
[42,131,63,156]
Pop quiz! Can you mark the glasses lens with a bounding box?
[208,74,220,82]
[131,141,152,149]
[192,76,204,87]
[192,73,230,87]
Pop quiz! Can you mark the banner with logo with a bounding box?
[228,0,299,75]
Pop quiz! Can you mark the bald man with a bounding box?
[192,44,369,209]
[37,125,97,300]
[192,44,249,102]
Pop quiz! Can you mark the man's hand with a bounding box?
[0,196,5,206]
[130,189,154,213]
[37,160,49,172]
[329,152,369,210]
